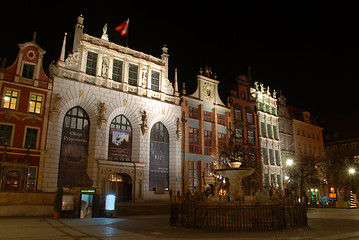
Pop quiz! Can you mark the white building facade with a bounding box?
[251,82,283,190]
[42,16,181,202]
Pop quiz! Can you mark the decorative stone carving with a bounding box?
[65,52,80,70]
[140,110,148,135]
[141,68,148,88]
[176,117,182,141]
[52,93,62,112]
[101,23,109,41]
[102,57,109,78]
[97,102,106,129]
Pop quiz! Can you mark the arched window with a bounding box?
[149,122,169,189]
[58,106,90,187]
[109,115,132,162]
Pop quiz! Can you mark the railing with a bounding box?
[171,202,307,231]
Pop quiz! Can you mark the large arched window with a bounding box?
[149,122,169,190]
[58,106,90,187]
[108,115,132,162]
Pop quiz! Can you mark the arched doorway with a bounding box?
[109,173,132,202]
[58,106,90,187]
[149,122,169,190]
[4,171,21,191]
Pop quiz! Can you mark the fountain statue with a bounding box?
[215,129,255,201]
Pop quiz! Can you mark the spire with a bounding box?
[32,31,37,42]
[73,14,84,53]
[174,68,179,95]
[248,66,252,82]
[60,32,67,61]
[182,83,186,95]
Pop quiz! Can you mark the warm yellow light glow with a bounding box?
[286,159,294,166]
[349,168,355,174]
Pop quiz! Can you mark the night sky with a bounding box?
[1,2,357,117]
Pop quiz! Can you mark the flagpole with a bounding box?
[126,18,130,47]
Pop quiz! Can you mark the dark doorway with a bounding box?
[109,173,132,202]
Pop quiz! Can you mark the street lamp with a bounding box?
[286,159,294,166]
[349,168,355,174]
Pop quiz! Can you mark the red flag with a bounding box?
[115,18,129,36]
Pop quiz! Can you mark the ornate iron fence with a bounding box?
[171,202,307,231]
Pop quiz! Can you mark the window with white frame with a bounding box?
[151,70,160,91]
[112,59,123,82]
[22,63,34,79]
[128,63,138,86]
[86,51,98,76]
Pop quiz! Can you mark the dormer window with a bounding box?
[22,63,34,79]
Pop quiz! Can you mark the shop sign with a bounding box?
[329,193,337,199]
[80,188,96,194]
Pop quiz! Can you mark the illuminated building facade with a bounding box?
[181,68,231,193]
[250,82,283,190]
[43,15,181,203]
[0,37,52,193]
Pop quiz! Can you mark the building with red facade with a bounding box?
[229,74,260,192]
[181,68,232,194]
[0,37,52,193]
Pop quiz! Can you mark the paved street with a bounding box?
[0,208,359,240]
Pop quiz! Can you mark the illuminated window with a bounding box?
[3,89,19,110]
[86,51,97,76]
[22,63,34,79]
[151,70,160,91]
[28,94,43,114]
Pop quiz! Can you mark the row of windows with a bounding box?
[296,128,320,141]
[234,128,255,144]
[260,122,279,140]
[298,142,322,156]
[86,51,161,91]
[0,124,39,149]
[234,106,254,124]
[188,161,212,192]
[262,147,281,166]
[2,88,43,114]
[189,127,227,155]
[258,102,277,116]
[264,173,282,190]
[189,107,226,125]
